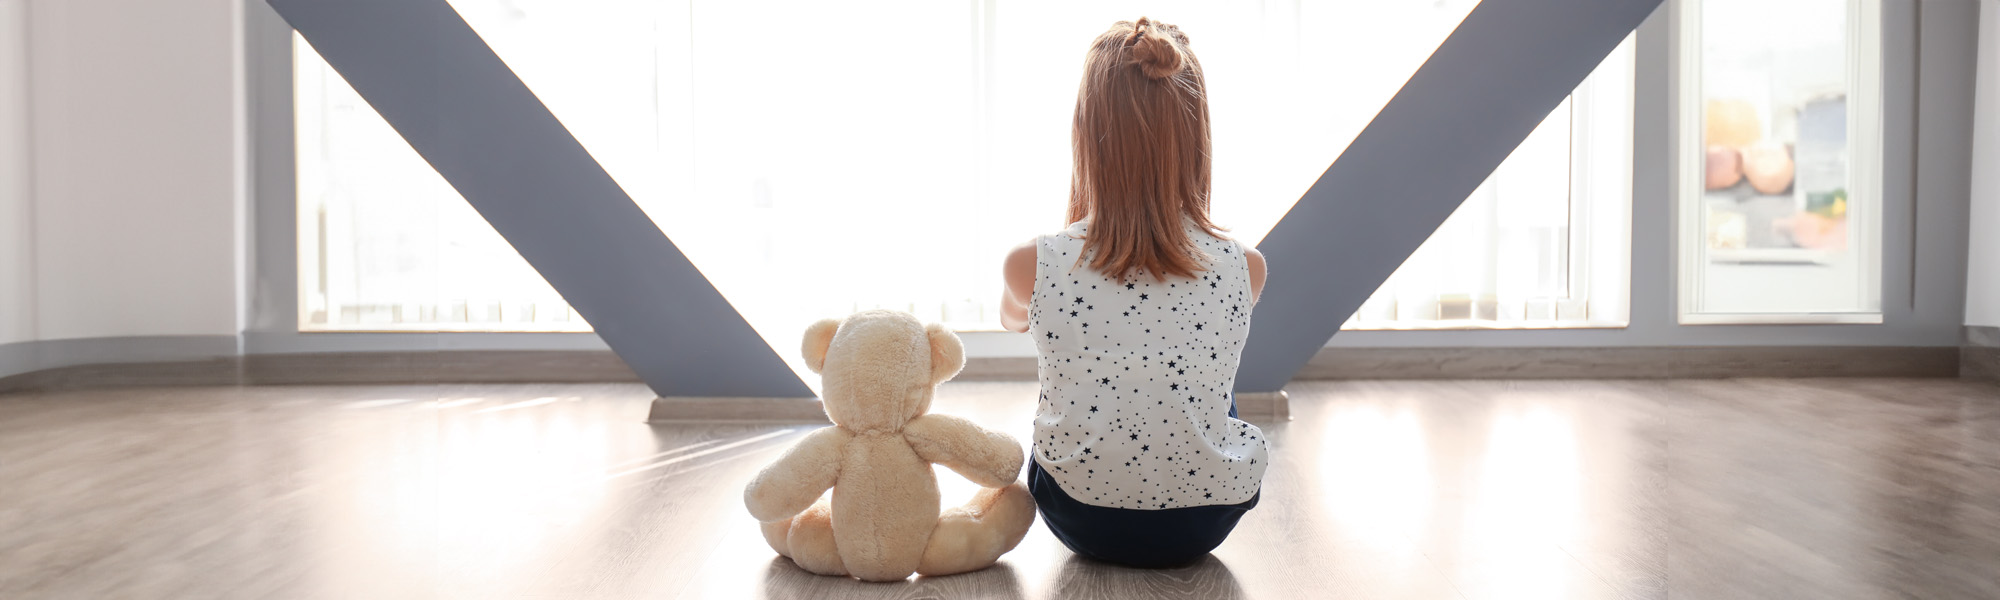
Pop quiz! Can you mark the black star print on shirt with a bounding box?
[1023,225,1269,510]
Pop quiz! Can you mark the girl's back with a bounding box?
[1026,219,1268,510]
[996,16,1268,568]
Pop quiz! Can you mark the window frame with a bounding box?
[1674,0,1886,325]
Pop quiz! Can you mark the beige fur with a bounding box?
[744,310,1036,581]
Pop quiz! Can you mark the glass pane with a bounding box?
[1348,99,1574,328]
[298,1,1488,349]
[1686,0,1879,317]
[294,35,587,332]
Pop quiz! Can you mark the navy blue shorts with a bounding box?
[1028,461,1259,568]
[1028,394,1259,568]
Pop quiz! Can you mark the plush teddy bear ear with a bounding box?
[924,323,965,385]
[802,318,841,374]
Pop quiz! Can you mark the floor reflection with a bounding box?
[756,557,1028,600]
[603,429,798,480]
[1050,554,1244,600]
[1458,405,1583,597]
[1317,402,1432,549]
[5,379,1997,598]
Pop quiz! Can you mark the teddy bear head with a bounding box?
[801,310,965,434]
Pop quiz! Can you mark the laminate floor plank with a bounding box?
[1,378,1995,598]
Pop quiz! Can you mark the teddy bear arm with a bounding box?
[904,414,1025,488]
[744,426,851,522]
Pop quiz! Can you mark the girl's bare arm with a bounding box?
[1246,247,1266,303]
[999,242,1036,333]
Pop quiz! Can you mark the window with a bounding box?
[1347,36,1635,330]
[294,34,588,332]
[296,1,1631,343]
[1677,0,1883,323]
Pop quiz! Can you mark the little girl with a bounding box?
[998,17,1270,568]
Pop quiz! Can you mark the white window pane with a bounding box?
[1680,0,1882,320]
[1345,31,1636,331]
[1343,88,1583,329]
[310,2,1650,342]
[294,34,586,333]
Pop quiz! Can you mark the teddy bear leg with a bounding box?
[760,517,794,557]
[782,498,848,577]
[916,481,1036,577]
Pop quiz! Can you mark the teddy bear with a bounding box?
[743,310,1037,582]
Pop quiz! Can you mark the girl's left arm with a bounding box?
[1245,246,1267,304]
[998,241,1036,333]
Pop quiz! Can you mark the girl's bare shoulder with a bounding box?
[1006,238,1038,269]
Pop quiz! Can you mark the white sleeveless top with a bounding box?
[1028,219,1270,510]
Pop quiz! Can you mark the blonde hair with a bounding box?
[1067,17,1224,282]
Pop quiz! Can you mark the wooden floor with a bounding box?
[1,378,1996,599]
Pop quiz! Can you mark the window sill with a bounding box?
[298,324,594,334]
[1678,313,1884,325]
[1342,319,1630,332]
[955,319,1635,335]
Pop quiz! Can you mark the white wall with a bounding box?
[24,0,246,341]
[0,0,34,346]
[1970,0,2000,328]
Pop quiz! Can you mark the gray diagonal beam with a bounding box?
[1235,0,1663,393]
[267,0,811,398]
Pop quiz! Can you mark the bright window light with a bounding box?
[1350,35,1636,330]
[296,1,1630,343]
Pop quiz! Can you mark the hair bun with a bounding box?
[1125,17,1184,80]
